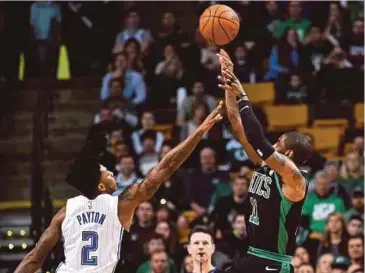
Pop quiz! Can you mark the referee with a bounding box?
[187,226,224,273]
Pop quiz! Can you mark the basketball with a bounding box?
[199,4,240,46]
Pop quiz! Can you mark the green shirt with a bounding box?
[338,176,364,192]
[136,258,177,273]
[274,18,311,41]
[302,193,346,234]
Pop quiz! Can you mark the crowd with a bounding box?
[25,1,365,273]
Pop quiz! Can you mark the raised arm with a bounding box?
[14,207,65,273]
[218,53,307,202]
[118,102,223,230]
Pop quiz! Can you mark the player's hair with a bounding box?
[283,131,313,165]
[188,225,214,244]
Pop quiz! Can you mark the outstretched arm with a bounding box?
[118,102,223,230]
[14,207,65,273]
[218,52,306,202]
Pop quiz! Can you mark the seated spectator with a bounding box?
[137,247,177,273]
[278,73,308,104]
[262,1,283,38]
[153,44,186,107]
[155,221,184,265]
[324,3,346,48]
[339,152,364,192]
[315,253,334,273]
[113,9,153,54]
[113,140,131,161]
[154,143,190,211]
[217,214,249,259]
[200,44,220,72]
[352,136,364,158]
[119,202,155,272]
[212,175,249,236]
[344,188,364,222]
[346,215,363,237]
[342,19,364,69]
[264,28,305,81]
[302,171,346,237]
[156,205,173,223]
[303,25,334,73]
[317,212,348,258]
[180,102,221,142]
[331,256,351,273]
[180,255,193,273]
[225,138,249,167]
[292,256,304,273]
[294,247,311,265]
[132,111,164,155]
[124,38,145,73]
[274,1,311,41]
[232,44,256,83]
[177,81,216,126]
[298,263,314,273]
[113,155,142,196]
[347,236,364,268]
[186,147,230,217]
[156,11,185,48]
[100,52,146,107]
[138,130,160,176]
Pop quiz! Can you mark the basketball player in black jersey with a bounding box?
[217,49,313,273]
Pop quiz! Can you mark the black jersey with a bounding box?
[246,165,309,260]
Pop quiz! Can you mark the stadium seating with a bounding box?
[313,118,348,130]
[153,124,173,140]
[264,105,309,131]
[298,127,344,153]
[354,103,364,128]
[242,82,275,105]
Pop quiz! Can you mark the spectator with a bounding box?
[302,171,345,248]
[113,156,143,196]
[324,3,346,48]
[232,44,255,83]
[180,102,221,142]
[347,236,364,268]
[29,1,61,78]
[156,205,173,223]
[225,138,249,167]
[339,152,364,192]
[342,19,364,69]
[317,212,348,258]
[302,25,334,73]
[132,111,164,155]
[275,1,311,41]
[149,250,170,273]
[155,221,183,265]
[292,255,304,273]
[120,202,156,272]
[138,130,160,176]
[156,12,185,49]
[279,73,308,104]
[154,143,190,211]
[330,256,351,273]
[344,188,364,222]
[177,81,216,126]
[212,176,249,236]
[217,214,249,259]
[352,136,364,158]
[295,247,311,265]
[181,255,193,273]
[124,38,145,73]
[346,215,363,237]
[322,160,352,210]
[101,52,147,107]
[262,1,283,38]
[201,44,220,72]
[187,147,230,217]
[298,264,314,273]
[264,28,304,81]
[153,44,186,107]
[113,9,153,54]
[137,243,177,273]
[315,253,334,273]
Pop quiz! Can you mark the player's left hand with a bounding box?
[217,49,234,73]
[198,101,223,132]
[218,69,246,98]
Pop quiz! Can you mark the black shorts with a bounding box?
[227,254,294,273]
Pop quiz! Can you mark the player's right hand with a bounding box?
[218,69,246,98]
[217,49,234,73]
[199,101,223,132]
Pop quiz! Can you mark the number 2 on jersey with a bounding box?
[249,197,260,225]
[81,231,98,265]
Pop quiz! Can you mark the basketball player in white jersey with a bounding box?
[14,102,223,273]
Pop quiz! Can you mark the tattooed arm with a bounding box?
[14,207,65,273]
[118,102,223,230]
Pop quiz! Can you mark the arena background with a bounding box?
[0,1,363,273]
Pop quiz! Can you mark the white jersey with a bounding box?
[56,194,124,273]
